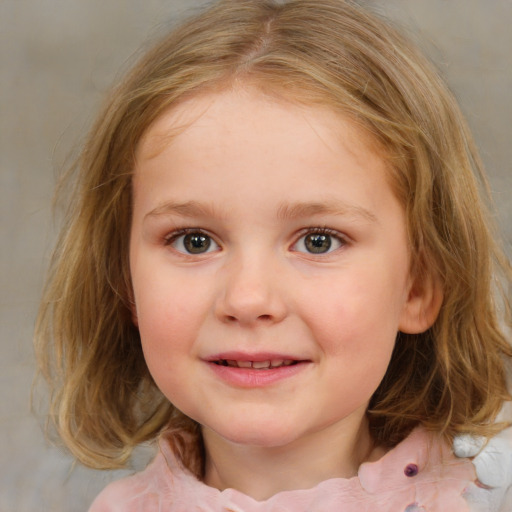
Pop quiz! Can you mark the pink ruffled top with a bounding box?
[89,427,484,511]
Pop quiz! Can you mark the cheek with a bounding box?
[301,266,406,358]
[137,293,202,347]
[135,292,203,405]
[132,276,202,372]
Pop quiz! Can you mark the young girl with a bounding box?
[35,0,512,510]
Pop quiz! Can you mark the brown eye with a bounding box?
[304,233,332,253]
[183,233,211,253]
[293,230,345,255]
[169,231,219,255]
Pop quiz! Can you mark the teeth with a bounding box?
[216,359,297,369]
[252,360,271,369]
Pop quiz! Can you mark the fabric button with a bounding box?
[404,463,419,477]
[404,503,426,511]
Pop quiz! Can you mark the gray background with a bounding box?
[1,1,511,511]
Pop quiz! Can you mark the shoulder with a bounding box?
[88,478,139,512]
[88,473,162,512]
[87,429,211,512]
[374,424,512,512]
[358,427,478,510]
[87,451,174,512]
[454,425,512,512]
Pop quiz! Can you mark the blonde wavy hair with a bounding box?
[35,0,512,473]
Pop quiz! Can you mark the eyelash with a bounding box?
[163,228,211,246]
[292,227,349,254]
[163,228,221,257]
[298,226,345,239]
[162,226,349,256]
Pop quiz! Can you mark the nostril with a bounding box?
[257,314,272,321]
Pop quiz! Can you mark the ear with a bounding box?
[399,269,443,334]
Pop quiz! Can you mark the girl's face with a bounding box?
[130,88,428,451]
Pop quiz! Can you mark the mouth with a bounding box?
[212,359,299,370]
[206,353,309,387]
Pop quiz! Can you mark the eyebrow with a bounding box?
[144,199,378,224]
[276,200,378,223]
[144,200,222,220]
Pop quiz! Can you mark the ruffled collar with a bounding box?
[155,427,476,511]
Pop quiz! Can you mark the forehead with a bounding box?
[135,86,386,168]
[132,89,405,240]
[131,87,402,230]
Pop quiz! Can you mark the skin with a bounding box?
[129,87,440,500]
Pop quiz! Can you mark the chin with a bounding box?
[206,418,304,448]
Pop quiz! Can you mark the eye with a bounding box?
[166,230,220,255]
[293,229,346,255]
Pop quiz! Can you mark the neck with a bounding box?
[202,416,382,501]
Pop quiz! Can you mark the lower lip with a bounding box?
[206,362,309,388]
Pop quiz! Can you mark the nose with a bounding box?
[214,254,288,326]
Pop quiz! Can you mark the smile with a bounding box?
[213,359,297,369]
[206,353,310,388]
